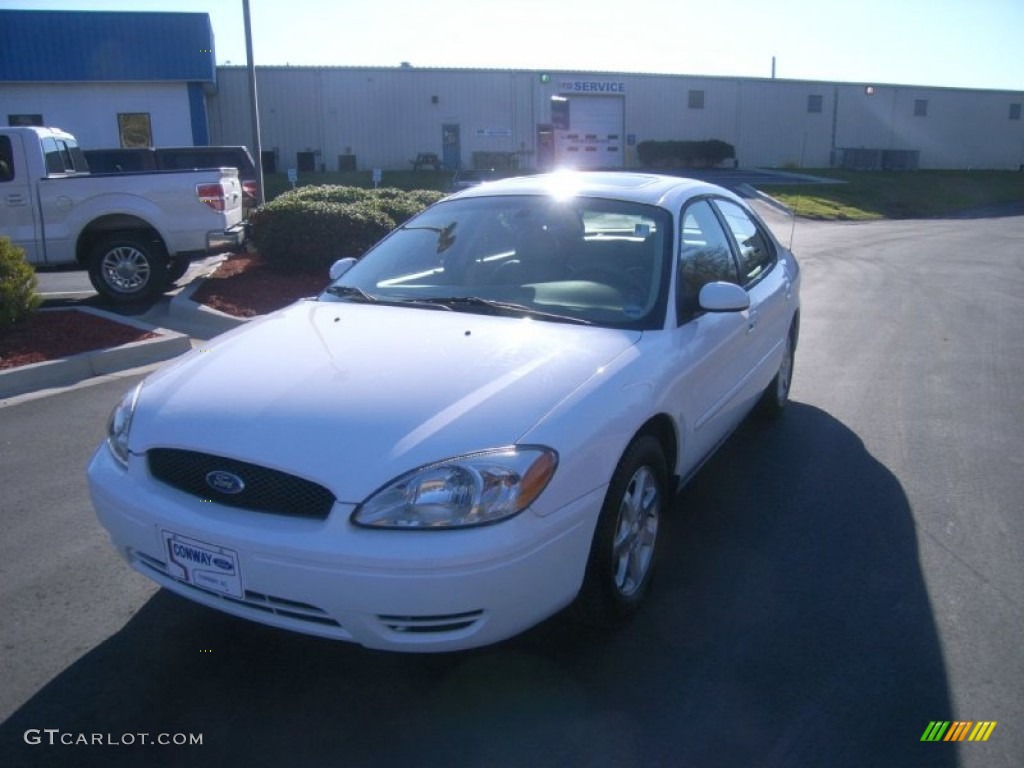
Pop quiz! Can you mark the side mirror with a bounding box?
[698,281,750,312]
[329,257,357,281]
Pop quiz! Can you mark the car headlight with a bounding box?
[352,446,558,529]
[106,383,142,467]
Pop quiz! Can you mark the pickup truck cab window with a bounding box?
[0,136,13,181]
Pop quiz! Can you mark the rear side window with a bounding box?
[0,136,14,181]
[713,199,775,285]
[42,137,66,174]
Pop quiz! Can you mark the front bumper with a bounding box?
[206,222,247,254]
[87,445,601,652]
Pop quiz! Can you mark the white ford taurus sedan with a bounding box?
[88,172,800,652]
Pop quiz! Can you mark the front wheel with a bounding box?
[88,234,168,305]
[758,322,797,417]
[574,434,668,627]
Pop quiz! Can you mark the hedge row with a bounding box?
[250,186,446,271]
[637,139,736,168]
[0,236,41,334]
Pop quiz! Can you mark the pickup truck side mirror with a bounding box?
[329,258,357,281]
[698,281,750,312]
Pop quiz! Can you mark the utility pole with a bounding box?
[243,0,265,205]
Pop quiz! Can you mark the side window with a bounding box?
[714,199,775,285]
[41,136,66,174]
[0,136,14,182]
[678,199,738,321]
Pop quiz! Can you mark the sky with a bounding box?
[3,0,1023,91]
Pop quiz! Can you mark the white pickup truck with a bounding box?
[0,126,247,304]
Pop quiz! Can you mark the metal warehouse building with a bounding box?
[3,9,1022,172]
[208,66,1024,172]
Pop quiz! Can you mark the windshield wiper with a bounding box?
[417,296,591,325]
[325,285,455,312]
[324,285,378,303]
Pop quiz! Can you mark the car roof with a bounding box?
[449,171,739,210]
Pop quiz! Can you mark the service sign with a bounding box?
[558,79,626,94]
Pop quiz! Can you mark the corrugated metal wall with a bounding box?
[209,66,1024,172]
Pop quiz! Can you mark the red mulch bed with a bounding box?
[0,253,314,374]
[190,253,328,317]
[0,311,157,371]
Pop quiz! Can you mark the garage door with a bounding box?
[554,96,623,170]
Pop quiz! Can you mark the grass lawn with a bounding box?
[764,170,1024,220]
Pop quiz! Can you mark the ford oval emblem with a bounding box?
[206,470,245,495]
[212,557,234,571]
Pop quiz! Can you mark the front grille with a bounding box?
[148,448,335,519]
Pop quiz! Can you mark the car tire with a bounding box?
[165,257,190,286]
[574,434,668,627]
[758,321,797,417]
[88,233,168,305]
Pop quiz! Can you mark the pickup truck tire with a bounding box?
[165,257,190,286]
[88,234,168,304]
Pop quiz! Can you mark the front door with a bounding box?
[442,124,461,170]
[0,133,42,264]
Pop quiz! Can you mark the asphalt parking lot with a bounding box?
[2,210,1022,767]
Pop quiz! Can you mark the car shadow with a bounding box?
[0,403,955,768]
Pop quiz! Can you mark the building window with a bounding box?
[118,113,152,147]
[8,114,43,127]
[1010,103,1022,120]
[913,99,928,117]
[807,95,823,113]
[688,90,705,109]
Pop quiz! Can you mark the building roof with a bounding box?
[0,10,215,83]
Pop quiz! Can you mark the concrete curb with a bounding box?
[736,183,797,217]
[0,307,192,400]
[169,277,250,335]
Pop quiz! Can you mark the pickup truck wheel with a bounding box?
[88,235,168,304]
[166,257,190,285]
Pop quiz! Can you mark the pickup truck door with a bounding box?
[0,133,42,264]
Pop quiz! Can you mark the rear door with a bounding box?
[0,132,43,264]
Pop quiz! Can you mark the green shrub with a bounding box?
[637,139,736,168]
[0,236,41,334]
[278,185,374,205]
[250,186,444,272]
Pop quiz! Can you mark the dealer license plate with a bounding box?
[161,531,243,599]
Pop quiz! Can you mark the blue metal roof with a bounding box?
[0,10,215,83]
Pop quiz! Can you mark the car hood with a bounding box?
[131,301,640,501]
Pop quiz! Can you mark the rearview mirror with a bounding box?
[698,282,750,312]
[329,258,357,281]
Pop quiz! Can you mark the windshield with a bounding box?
[319,195,672,329]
